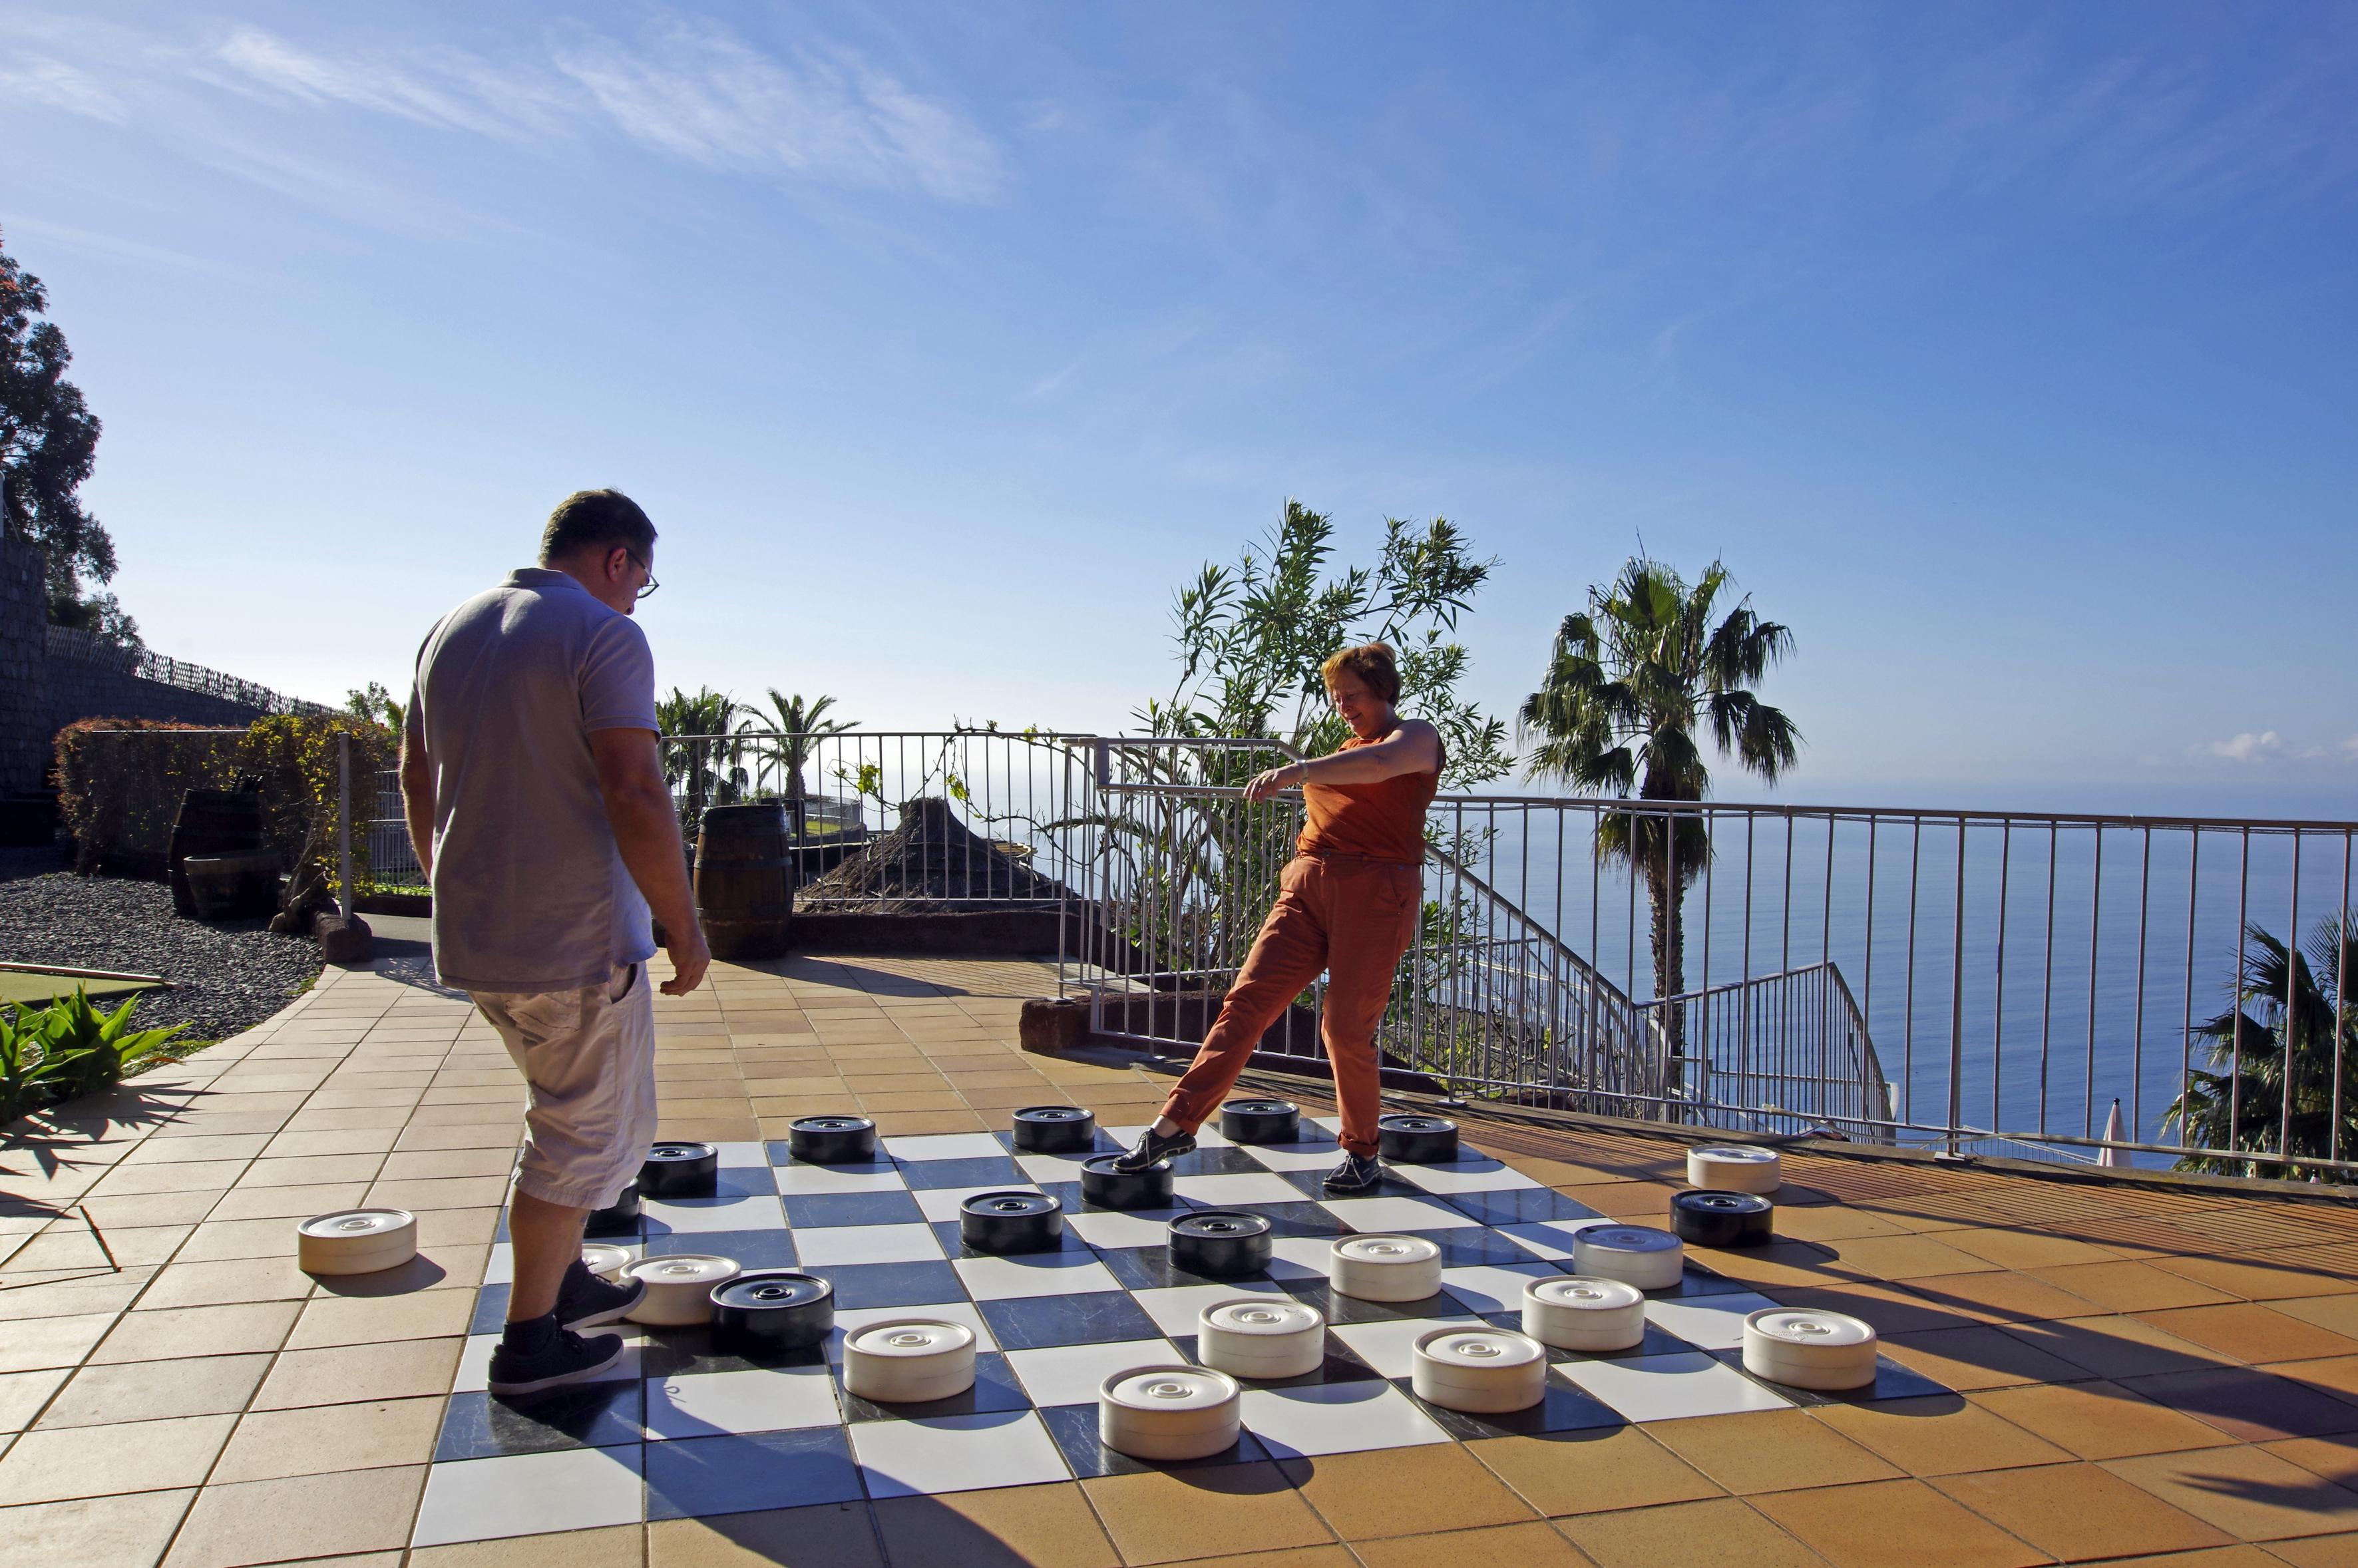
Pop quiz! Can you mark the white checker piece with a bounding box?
[832,1300,999,1355]
[1129,1280,1291,1337]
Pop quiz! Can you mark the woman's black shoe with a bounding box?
[1111,1126,1196,1173]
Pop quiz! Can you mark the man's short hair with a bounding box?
[540,490,656,566]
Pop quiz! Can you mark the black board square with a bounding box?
[1273,1167,1420,1201]
[1663,1268,1755,1298]
[784,1191,924,1229]
[1392,1375,1627,1440]
[435,1383,642,1462]
[839,1351,1031,1422]
[994,1129,1121,1155]
[801,1260,966,1311]
[1037,1401,1271,1477]
[898,1155,1026,1190]
[645,1229,799,1270]
[1448,1189,1603,1227]
[978,1290,1163,1351]
[1416,1229,1549,1268]
[470,1283,510,1335]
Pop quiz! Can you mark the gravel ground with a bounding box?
[0,847,322,1043]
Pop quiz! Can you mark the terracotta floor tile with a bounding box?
[1753,1477,2048,1568]
[2138,1306,2358,1366]
[872,1481,1113,1568]
[1083,1461,1334,1566]
[2271,1534,2358,1567]
[2122,1367,2358,1443]
[2030,1261,2240,1313]
[1466,1427,1720,1517]
[162,1464,425,1568]
[1826,1234,2006,1281]
[2275,1356,2358,1407]
[2007,1315,2227,1380]
[1645,1409,1902,1494]
[2105,1446,2358,1542]
[1557,1495,1823,1568]
[38,1354,272,1429]
[2153,1256,2358,1304]
[1941,1227,2124,1271]
[1902,1268,2112,1324]
[411,1523,646,1567]
[1138,1549,1357,1568]
[211,1396,444,1483]
[0,1486,194,1568]
[1350,1521,1589,1568]
[1935,1460,2233,1561]
[1760,1205,1913,1243]
[1763,1282,1987,1336]
[1811,1395,2074,1476]
[1280,1444,1540,1539]
[89,1302,300,1365]
[2265,1436,2358,1489]
[0,1413,236,1505]
[1969,1380,2238,1461]
[1884,1324,2100,1390]
[138,1255,315,1310]
[250,1338,462,1411]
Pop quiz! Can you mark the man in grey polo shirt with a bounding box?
[402,489,711,1394]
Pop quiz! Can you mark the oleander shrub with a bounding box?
[55,714,393,890]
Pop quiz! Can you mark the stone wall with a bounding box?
[0,534,49,793]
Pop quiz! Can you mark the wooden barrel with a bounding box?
[184,851,283,922]
[168,789,265,917]
[695,803,795,960]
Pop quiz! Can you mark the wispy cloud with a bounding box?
[0,57,126,124]
[551,21,1004,202]
[1,11,1008,208]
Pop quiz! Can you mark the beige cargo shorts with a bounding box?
[471,962,656,1210]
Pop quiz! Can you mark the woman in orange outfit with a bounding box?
[1115,642,1443,1193]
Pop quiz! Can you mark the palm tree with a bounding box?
[1519,557,1799,1050]
[739,691,855,802]
[656,687,742,829]
[2166,911,2357,1181]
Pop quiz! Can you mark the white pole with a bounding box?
[337,730,354,924]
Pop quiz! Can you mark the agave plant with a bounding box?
[43,988,189,1099]
[2165,910,2358,1180]
[0,1003,91,1127]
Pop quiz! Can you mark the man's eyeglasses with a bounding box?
[626,552,659,600]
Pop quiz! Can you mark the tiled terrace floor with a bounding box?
[6,940,2358,1567]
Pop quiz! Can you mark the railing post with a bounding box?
[337,730,355,924]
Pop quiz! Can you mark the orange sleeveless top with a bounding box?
[1295,728,1442,865]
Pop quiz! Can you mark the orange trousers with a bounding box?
[1159,854,1422,1157]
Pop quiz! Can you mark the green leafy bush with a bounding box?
[0,1004,91,1126]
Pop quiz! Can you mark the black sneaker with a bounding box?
[1111,1126,1197,1173]
[487,1326,626,1397]
[1323,1152,1384,1194]
[556,1260,645,1332]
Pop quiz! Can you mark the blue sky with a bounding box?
[5,3,2354,812]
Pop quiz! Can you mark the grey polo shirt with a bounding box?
[411,568,660,993]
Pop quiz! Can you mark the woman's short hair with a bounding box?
[1320,642,1402,704]
[540,489,656,566]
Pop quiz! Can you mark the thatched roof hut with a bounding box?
[797,797,1073,912]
